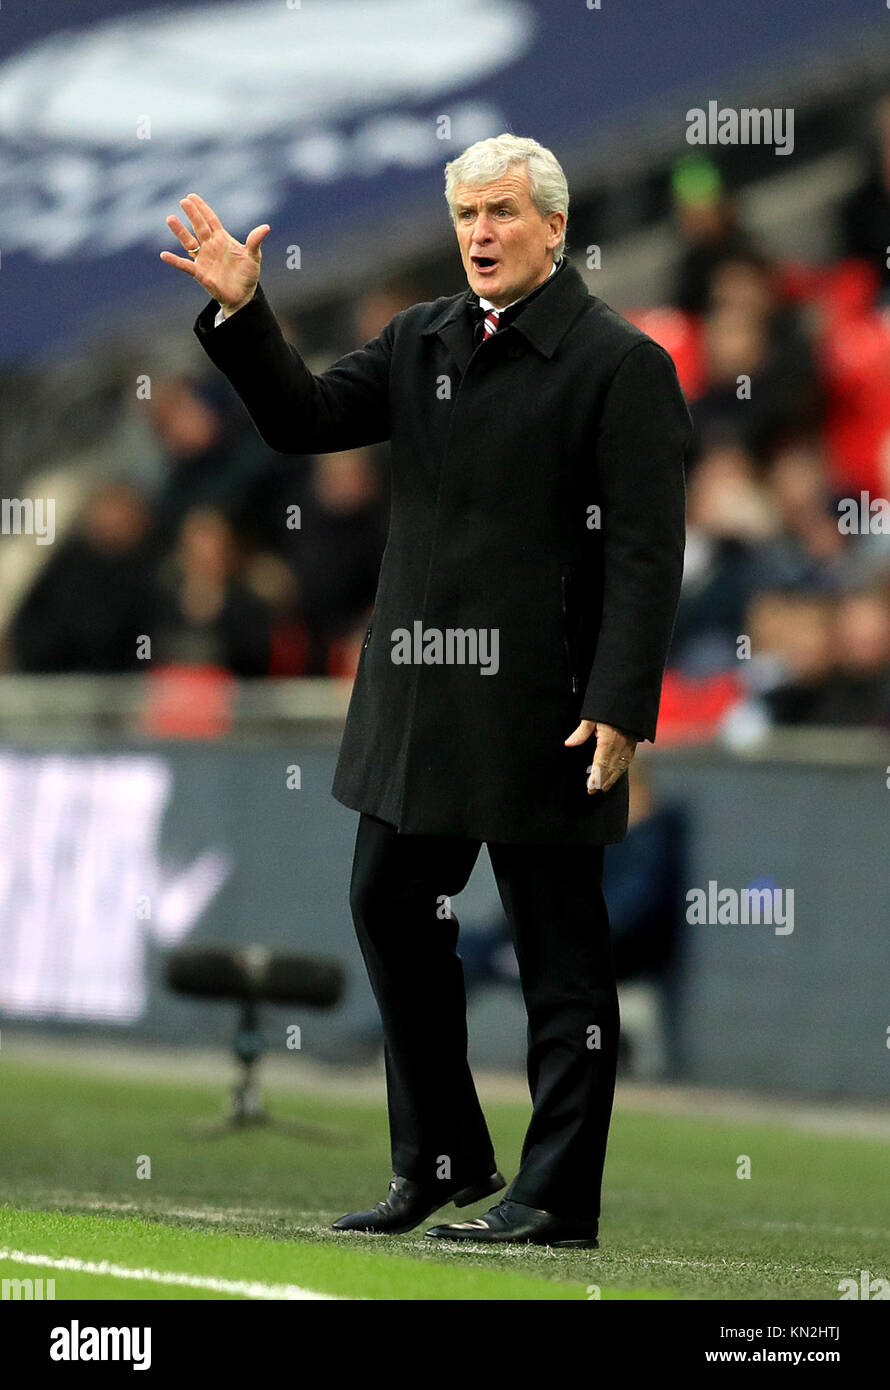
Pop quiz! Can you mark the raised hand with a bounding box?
[160,193,271,316]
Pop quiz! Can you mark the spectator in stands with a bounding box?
[690,255,822,465]
[839,93,890,303]
[813,588,890,727]
[274,448,387,675]
[751,443,848,591]
[669,154,753,315]
[149,374,276,551]
[670,442,777,674]
[150,371,386,677]
[727,586,890,733]
[152,507,272,676]
[691,305,770,459]
[710,253,821,421]
[733,589,836,727]
[11,482,158,673]
[840,433,890,586]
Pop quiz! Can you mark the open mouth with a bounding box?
[472,255,498,273]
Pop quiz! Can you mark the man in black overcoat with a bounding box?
[161,134,691,1249]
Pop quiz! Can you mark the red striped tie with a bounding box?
[482,308,500,339]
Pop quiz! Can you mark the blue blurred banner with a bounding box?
[0,0,880,361]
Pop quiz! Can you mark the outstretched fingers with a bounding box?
[161,197,269,282]
[183,193,222,234]
[245,224,271,252]
[159,250,197,276]
[179,195,213,244]
[166,214,200,252]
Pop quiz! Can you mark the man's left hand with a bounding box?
[564,720,637,794]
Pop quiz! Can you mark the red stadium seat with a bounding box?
[656,669,743,744]
[142,664,235,738]
[623,307,706,400]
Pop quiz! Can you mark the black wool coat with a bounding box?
[195,258,692,844]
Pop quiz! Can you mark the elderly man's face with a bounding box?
[452,166,564,308]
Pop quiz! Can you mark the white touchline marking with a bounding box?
[0,1248,345,1300]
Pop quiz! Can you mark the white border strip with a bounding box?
[0,1248,343,1300]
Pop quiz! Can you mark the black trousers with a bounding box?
[348,812,620,1223]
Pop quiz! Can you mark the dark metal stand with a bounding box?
[188,1002,358,1145]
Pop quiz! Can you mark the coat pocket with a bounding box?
[561,572,581,696]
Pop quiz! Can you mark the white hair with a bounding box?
[444,134,569,259]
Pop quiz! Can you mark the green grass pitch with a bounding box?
[0,1052,887,1300]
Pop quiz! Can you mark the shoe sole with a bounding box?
[332,1169,506,1235]
[422,1239,597,1251]
[427,1231,599,1249]
[493,1236,600,1250]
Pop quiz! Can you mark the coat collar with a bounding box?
[419,258,590,363]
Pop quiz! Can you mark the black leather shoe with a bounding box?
[426,1197,599,1248]
[332,1168,506,1235]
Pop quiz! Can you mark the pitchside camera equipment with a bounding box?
[164,943,346,1138]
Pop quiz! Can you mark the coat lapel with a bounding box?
[419,260,591,374]
[508,262,590,359]
[436,311,476,377]
[418,294,475,376]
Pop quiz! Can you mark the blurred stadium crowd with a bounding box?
[8,100,890,744]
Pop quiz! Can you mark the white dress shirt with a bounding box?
[476,257,557,315]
